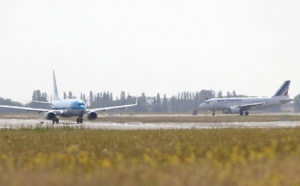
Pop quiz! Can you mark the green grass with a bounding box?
[1,127,300,185]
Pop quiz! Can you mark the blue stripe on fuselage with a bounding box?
[52,99,86,110]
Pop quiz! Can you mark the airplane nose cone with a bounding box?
[199,103,205,109]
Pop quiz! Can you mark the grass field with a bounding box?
[1,127,300,185]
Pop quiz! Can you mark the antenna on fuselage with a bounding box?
[53,71,61,101]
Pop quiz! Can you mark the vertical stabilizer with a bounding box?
[273,80,290,97]
[53,71,60,101]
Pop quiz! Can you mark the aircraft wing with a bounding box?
[31,101,52,104]
[237,102,265,110]
[0,105,49,113]
[87,98,138,112]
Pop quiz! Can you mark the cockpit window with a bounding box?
[205,101,209,104]
[78,103,85,106]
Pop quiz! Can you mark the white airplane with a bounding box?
[199,80,292,116]
[0,71,138,124]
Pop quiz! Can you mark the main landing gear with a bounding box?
[52,118,59,124]
[239,111,249,116]
[77,118,83,124]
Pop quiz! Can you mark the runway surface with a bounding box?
[1,119,300,130]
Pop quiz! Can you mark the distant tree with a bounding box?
[170,96,177,113]
[0,97,23,112]
[31,90,48,102]
[109,92,113,106]
[80,93,87,103]
[120,91,126,105]
[27,90,49,109]
[232,90,237,97]
[0,97,22,106]
[162,94,168,113]
[126,94,135,110]
[137,93,148,112]
[104,91,112,107]
[199,90,215,102]
[226,91,232,97]
[89,91,94,108]
[68,91,75,99]
[152,93,162,112]
[193,92,201,110]
[95,93,100,108]
[218,91,223,98]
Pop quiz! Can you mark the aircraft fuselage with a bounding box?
[200,97,291,111]
[51,99,86,117]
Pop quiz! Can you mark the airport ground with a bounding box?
[1,112,300,123]
[1,113,300,185]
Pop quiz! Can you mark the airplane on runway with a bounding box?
[199,80,292,116]
[0,71,137,124]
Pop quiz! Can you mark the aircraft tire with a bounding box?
[245,111,249,116]
[52,118,59,124]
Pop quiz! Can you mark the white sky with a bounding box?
[0,0,299,102]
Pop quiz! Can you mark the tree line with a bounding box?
[24,90,217,113]
[0,89,297,113]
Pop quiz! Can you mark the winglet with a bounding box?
[273,80,290,97]
[53,71,60,101]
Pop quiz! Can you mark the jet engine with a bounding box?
[87,111,98,120]
[45,112,56,120]
[223,107,240,114]
[229,107,241,114]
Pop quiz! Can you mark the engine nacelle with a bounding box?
[45,112,56,120]
[87,111,98,120]
[229,107,241,114]
[223,107,240,114]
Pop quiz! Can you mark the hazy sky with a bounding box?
[0,0,299,102]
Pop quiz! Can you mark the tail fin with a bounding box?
[273,80,290,97]
[53,71,60,101]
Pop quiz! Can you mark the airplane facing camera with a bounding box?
[0,71,137,124]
